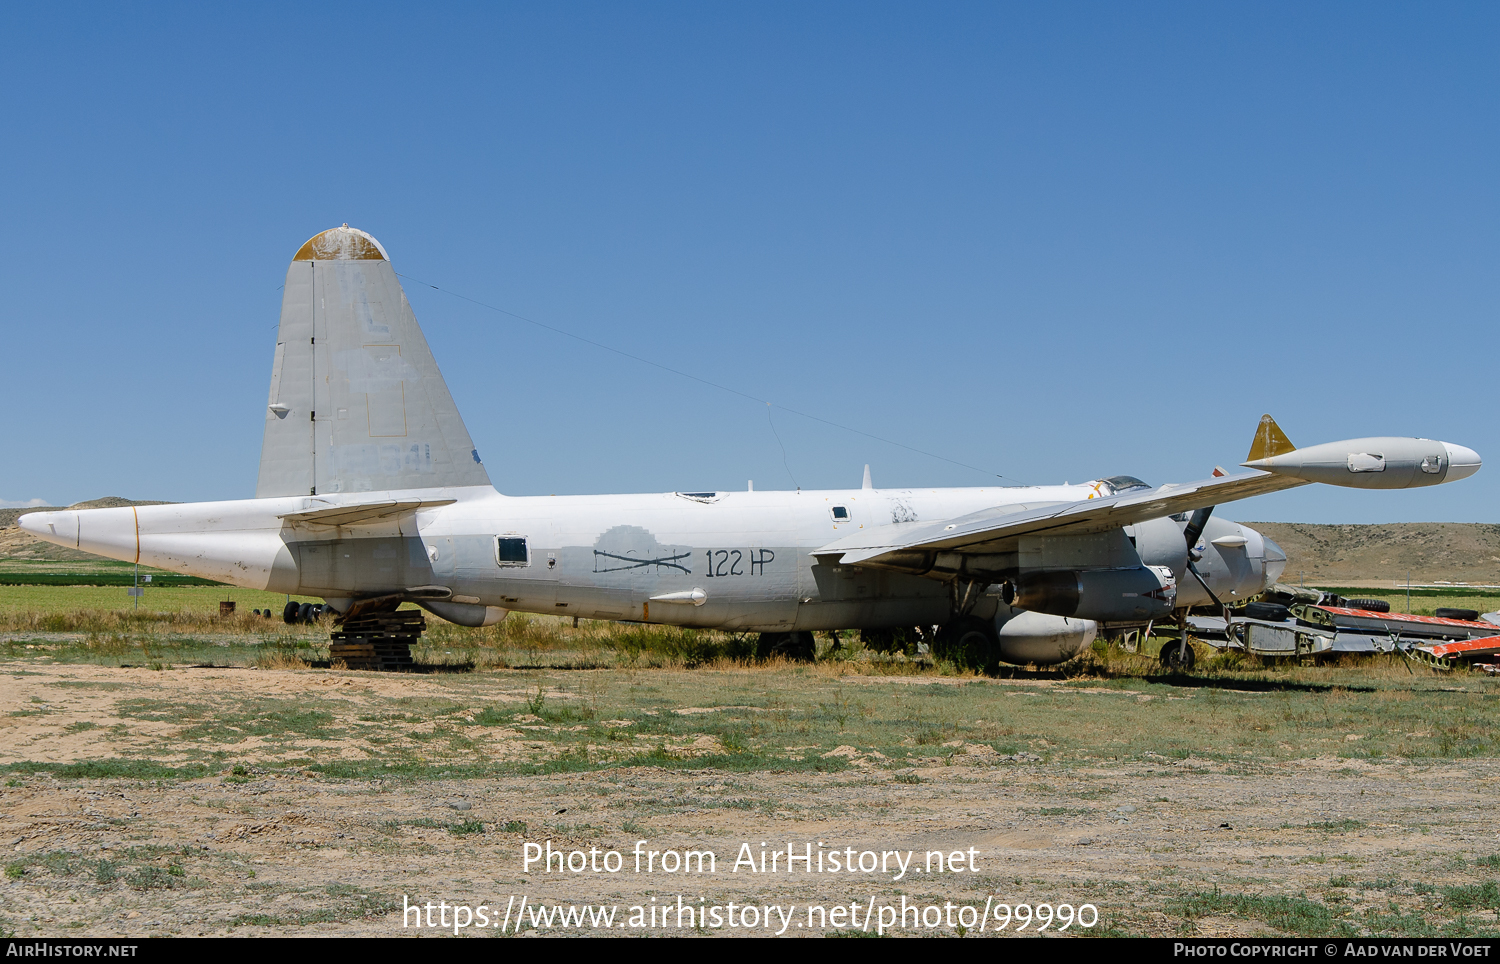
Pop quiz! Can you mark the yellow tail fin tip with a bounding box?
[1246,414,1296,462]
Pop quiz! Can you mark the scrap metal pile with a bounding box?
[1186,585,1500,671]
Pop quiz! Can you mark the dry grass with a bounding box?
[253,649,311,670]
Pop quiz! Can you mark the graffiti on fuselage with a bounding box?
[589,525,695,577]
[593,548,693,575]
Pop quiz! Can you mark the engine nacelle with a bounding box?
[993,606,1097,665]
[1004,566,1177,621]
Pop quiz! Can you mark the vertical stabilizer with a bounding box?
[256,226,492,497]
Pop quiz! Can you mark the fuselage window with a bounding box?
[831,506,849,521]
[496,536,529,566]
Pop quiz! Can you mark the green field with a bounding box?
[1310,588,1500,618]
[0,558,223,586]
[0,584,317,617]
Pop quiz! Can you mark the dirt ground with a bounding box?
[4,657,1500,938]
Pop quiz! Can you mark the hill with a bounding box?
[1243,522,1500,588]
[0,498,172,564]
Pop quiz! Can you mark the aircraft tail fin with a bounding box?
[256,226,492,497]
[1244,414,1296,464]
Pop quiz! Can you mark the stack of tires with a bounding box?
[282,601,330,625]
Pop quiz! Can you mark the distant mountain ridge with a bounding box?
[0,498,173,563]
[1244,522,1500,587]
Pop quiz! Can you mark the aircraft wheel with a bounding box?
[860,628,904,654]
[1159,638,1196,671]
[297,602,314,624]
[1243,601,1290,621]
[935,616,1000,675]
[756,632,815,662]
[283,601,301,624]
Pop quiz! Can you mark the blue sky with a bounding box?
[1,3,1494,522]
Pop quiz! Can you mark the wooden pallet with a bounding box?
[329,609,426,671]
[335,611,426,637]
[329,639,415,671]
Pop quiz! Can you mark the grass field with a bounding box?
[1314,588,1500,618]
[6,648,1499,777]
[3,583,1498,767]
[0,584,314,617]
[7,583,1500,937]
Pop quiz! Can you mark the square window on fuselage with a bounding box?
[496,536,529,566]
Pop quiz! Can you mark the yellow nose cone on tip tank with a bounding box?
[293,224,389,261]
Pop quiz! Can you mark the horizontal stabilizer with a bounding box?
[278,498,456,526]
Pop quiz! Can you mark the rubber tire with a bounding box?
[1436,607,1481,622]
[934,616,1000,676]
[297,602,314,624]
[861,628,918,655]
[1347,598,1391,613]
[1160,637,1196,671]
[283,601,301,624]
[1243,601,1291,622]
[756,632,815,662]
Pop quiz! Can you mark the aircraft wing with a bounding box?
[816,469,1302,567]
[815,415,1481,571]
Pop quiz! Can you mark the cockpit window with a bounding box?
[1100,475,1151,495]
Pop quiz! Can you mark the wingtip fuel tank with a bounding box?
[1243,437,1481,488]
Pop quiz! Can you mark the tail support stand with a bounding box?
[330,609,424,671]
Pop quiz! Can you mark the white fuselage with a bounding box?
[20,480,1280,632]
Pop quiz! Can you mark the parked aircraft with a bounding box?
[18,226,1483,670]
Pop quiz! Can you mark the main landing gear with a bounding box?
[755,631,816,662]
[932,616,1001,676]
[1159,616,1196,671]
